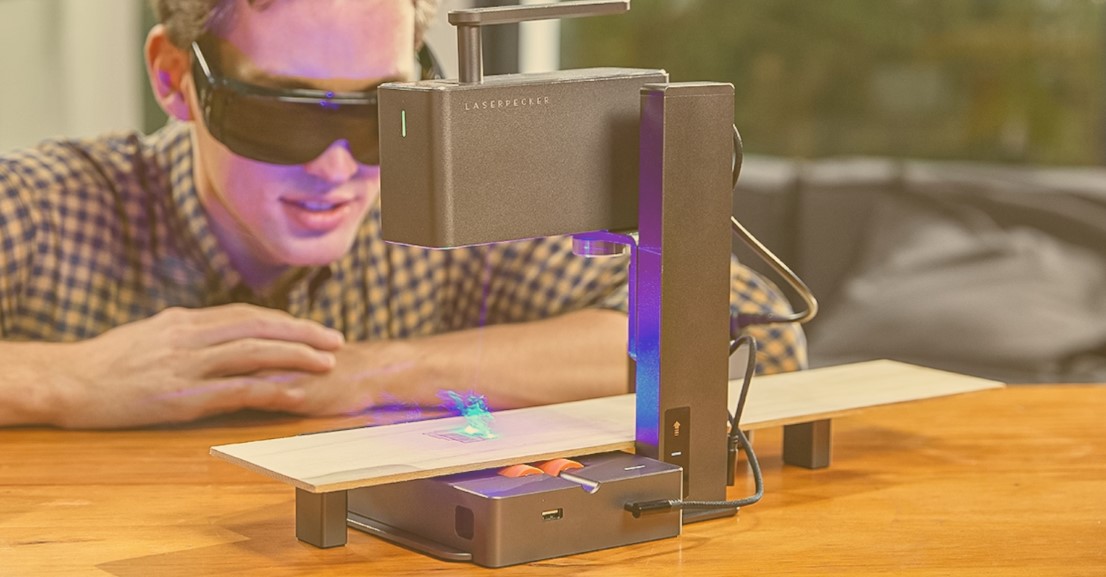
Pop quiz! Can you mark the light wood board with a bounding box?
[211,359,1003,493]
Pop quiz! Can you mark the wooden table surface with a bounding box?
[2,385,1103,576]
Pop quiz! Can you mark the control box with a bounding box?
[347,452,681,567]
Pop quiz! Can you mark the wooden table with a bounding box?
[2,385,1104,576]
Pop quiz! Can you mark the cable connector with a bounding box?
[727,439,738,486]
[624,499,677,518]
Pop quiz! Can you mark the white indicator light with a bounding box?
[401,110,407,138]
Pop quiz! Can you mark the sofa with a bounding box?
[733,156,1106,384]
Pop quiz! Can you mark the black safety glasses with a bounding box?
[190,38,441,166]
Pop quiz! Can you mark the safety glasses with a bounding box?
[189,37,440,166]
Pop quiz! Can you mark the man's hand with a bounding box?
[251,340,421,417]
[36,304,344,428]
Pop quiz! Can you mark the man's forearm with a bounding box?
[0,308,632,427]
[351,309,631,410]
[0,342,68,426]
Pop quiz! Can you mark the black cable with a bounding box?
[729,125,819,329]
[625,336,764,517]
[730,216,818,328]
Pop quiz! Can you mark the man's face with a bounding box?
[186,0,415,284]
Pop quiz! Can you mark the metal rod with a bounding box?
[457,24,483,84]
[448,0,628,27]
[450,0,629,84]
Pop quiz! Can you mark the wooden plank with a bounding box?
[211,360,1003,493]
[735,359,1004,429]
[212,395,637,494]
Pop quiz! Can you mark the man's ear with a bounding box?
[145,24,193,122]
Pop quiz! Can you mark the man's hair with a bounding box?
[149,0,440,49]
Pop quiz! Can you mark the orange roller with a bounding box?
[536,458,584,477]
[498,464,544,478]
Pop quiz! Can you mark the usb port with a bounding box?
[541,508,564,521]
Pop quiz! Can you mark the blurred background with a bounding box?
[0,0,144,152]
[5,0,1102,165]
[2,0,1104,383]
[564,0,1106,166]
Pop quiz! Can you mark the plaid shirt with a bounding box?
[0,122,805,374]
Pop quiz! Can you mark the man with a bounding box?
[0,0,804,429]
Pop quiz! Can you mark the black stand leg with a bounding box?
[295,488,348,548]
[783,419,832,469]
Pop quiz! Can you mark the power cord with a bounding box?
[625,335,764,517]
[729,125,819,329]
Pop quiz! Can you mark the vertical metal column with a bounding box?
[635,83,735,519]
